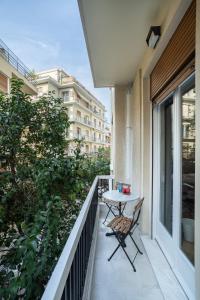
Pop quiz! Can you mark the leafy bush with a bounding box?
[0,79,110,299]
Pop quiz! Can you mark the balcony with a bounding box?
[65,99,105,122]
[41,176,186,300]
[71,117,105,133]
[0,39,36,84]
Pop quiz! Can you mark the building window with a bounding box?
[63,91,70,102]
[37,86,43,96]
[77,127,81,139]
[76,111,81,121]
[86,145,89,153]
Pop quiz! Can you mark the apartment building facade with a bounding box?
[78,0,200,298]
[0,38,37,95]
[35,69,109,154]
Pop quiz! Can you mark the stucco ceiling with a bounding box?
[78,0,168,87]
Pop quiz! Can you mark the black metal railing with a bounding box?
[98,177,111,200]
[0,38,36,84]
[41,176,113,300]
[61,182,98,300]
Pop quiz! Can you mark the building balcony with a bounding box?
[0,39,36,85]
[41,176,186,300]
[71,116,105,133]
[71,134,106,145]
[65,100,105,122]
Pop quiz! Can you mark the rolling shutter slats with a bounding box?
[0,73,8,93]
[150,1,195,102]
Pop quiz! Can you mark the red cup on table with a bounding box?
[122,186,130,194]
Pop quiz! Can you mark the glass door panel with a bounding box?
[181,84,196,264]
[160,96,173,235]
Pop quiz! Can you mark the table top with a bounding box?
[103,190,140,203]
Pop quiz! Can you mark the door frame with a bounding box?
[152,73,195,299]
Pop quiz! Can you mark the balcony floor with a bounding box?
[91,203,164,300]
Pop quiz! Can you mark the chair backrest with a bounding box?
[131,197,144,228]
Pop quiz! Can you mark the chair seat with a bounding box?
[108,216,132,234]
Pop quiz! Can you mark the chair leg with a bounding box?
[129,233,143,255]
[108,232,136,272]
[108,243,120,261]
[120,243,136,272]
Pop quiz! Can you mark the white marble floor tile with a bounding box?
[91,204,164,300]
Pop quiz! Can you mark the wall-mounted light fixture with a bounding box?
[146,26,161,49]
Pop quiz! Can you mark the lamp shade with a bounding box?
[146,26,161,49]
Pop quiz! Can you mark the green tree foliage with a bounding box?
[0,79,110,299]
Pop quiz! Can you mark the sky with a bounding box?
[0,0,111,121]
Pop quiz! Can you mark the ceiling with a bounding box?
[78,0,169,87]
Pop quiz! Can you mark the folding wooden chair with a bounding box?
[107,198,144,272]
[102,182,130,224]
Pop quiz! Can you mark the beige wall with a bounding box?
[113,73,152,234]
[112,0,193,235]
[113,85,127,182]
[0,56,37,95]
[130,71,142,195]
[48,82,59,97]
[112,0,199,297]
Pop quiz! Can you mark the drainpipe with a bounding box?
[110,87,115,178]
[125,86,132,184]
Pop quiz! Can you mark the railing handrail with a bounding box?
[0,38,36,84]
[41,175,113,300]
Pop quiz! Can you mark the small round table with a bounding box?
[102,190,140,237]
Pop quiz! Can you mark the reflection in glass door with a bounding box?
[160,97,173,235]
[181,85,196,264]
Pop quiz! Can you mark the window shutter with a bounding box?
[150,1,195,102]
[0,73,8,93]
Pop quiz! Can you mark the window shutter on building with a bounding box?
[150,1,195,102]
[0,72,8,93]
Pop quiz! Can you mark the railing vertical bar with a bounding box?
[81,235,83,296]
[69,270,72,300]
[41,176,113,300]
[78,242,81,299]
[76,245,79,300]
[72,261,76,300]
[80,236,83,298]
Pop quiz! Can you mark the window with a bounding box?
[84,115,89,124]
[76,111,81,121]
[77,127,81,139]
[85,130,89,138]
[63,91,70,102]
[37,86,43,96]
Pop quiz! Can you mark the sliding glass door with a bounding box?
[181,84,195,264]
[153,74,195,298]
